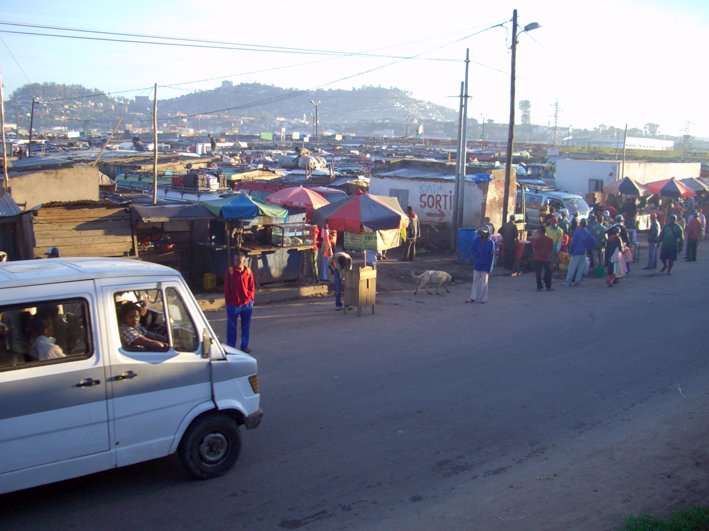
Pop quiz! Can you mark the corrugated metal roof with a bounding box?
[376,168,456,180]
[0,192,21,217]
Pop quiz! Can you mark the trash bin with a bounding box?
[457,228,477,264]
[344,266,376,316]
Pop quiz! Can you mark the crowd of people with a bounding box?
[478,199,706,301]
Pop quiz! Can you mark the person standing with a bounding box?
[643,213,661,270]
[658,214,683,275]
[589,215,606,269]
[545,216,564,269]
[317,224,334,281]
[605,226,626,287]
[531,227,554,291]
[562,218,596,286]
[685,212,702,262]
[466,227,495,304]
[329,251,353,310]
[224,252,255,353]
[208,133,217,154]
[404,206,420,261]
[499,215,518,271]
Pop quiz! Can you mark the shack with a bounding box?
[369,160,509,249]
[30,201,134,258]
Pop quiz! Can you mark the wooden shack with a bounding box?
[31,201,134,258]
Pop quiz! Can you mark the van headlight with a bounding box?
[248,374,260,394]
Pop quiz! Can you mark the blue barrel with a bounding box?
[457,228,477,264]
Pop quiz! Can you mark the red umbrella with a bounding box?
[311,190,408,233]
[645,177,696,198]
[265,186,329,211]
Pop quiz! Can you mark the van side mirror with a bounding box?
[201,329,213,359]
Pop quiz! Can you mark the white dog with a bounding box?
[412,270,453,295]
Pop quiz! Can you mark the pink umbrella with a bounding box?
[265,186,329,211]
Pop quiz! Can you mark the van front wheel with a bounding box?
[178,414,241,479]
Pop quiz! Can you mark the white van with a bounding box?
[0,258,262,494]
[516,188,591,229]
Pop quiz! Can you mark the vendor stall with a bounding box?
[130,203,214,280]
[312,191,409,316]
[201,192,318,286]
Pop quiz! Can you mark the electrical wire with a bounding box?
[4,17,513,124]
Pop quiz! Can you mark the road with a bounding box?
[1,253,707,530]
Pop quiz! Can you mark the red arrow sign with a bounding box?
[425,209,445,221]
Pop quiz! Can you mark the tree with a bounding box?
[519,100,531,125]
[644,123,659,136]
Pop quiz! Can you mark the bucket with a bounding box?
[203,272,217,291]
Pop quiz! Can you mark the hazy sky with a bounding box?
[1,0,707,137]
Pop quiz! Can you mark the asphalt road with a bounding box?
[1,252,707,530]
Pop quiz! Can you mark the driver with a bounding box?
[118,303,168,350]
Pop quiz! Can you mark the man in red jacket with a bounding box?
[224,252,255,353]
[685,211,702,262]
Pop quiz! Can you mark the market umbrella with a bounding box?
[648,177,696,199]
[311,190,409,233]
[645,177,695,198]
[201,192,288,220]
[602,176,648,196]
[265,186,329,211]
[680,177,709,193]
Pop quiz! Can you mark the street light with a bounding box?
[309,99,320,145]
[28,97,39,158]
[502,10,540,223]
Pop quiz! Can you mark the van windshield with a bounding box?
[563,197,590,215]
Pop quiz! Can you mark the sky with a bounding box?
[0,0,708,138]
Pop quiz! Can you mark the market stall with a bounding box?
[200,192,316,286]
[130,203,215,279]
[311,191,409,315]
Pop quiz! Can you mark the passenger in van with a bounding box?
[118,303,169,351]
[28,316,66,361]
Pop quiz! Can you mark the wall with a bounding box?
[32,204,134,258]
[554,159,701,194]
[554,160,620,194]
[8,166,100,209]
[370,168,509,234]
[461,169,509,230]
[369,176,455,225]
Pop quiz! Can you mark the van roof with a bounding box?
[0,257,179,289]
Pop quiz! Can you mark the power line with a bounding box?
[0,22,460,63]
[0,34,31,84]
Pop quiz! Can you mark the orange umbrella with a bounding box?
[265,186,329,211]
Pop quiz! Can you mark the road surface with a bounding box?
[1,252,707,530]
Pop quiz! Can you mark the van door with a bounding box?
[97,280,211,467]
[0,285,110,481]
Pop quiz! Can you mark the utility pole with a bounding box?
[152,83,158,205]
[453,48,471,246]
[502,10,540,223]
[502,10,519,225]
[28,97,38,158]
[1,75,9,193]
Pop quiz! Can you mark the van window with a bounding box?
[166,287,198,352]
[526,193,542,209]
[114,287,198,352]
[115,289,169,352]
[0,298,92,371]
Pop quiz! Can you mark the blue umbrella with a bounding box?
[201,192,288,220]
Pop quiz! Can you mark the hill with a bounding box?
[7,82,460,137]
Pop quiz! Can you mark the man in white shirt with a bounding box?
[28,317,65,361]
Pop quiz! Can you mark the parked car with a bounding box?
[0,258,262,494]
